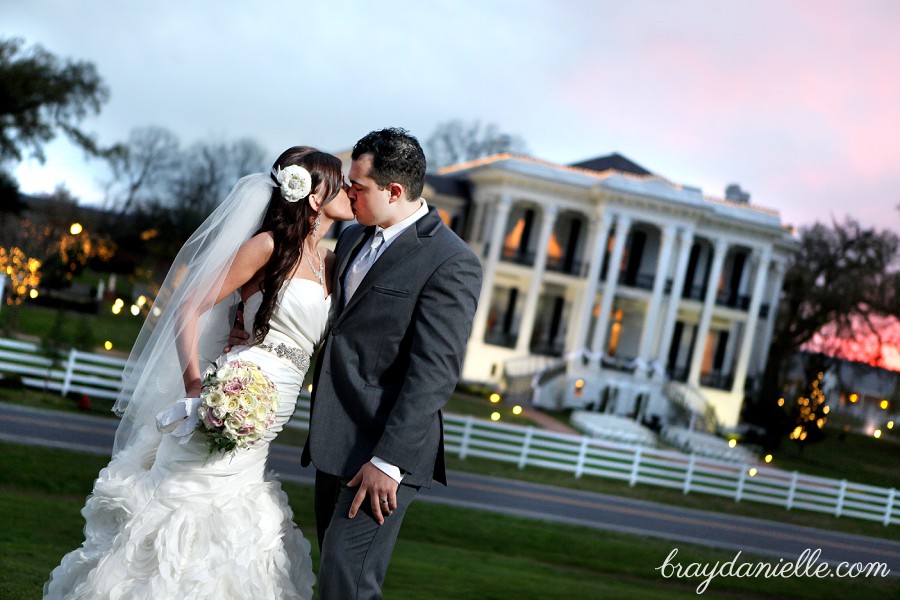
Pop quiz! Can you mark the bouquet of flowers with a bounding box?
[196,358,280,454]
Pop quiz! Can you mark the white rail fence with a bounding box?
[0,337,896,526]
[0,338,127,400]
[439,416,897,526]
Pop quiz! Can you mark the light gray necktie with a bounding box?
[344,231,384,305]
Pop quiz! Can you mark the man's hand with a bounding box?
[224,308,249,352]
[347,462,399,525]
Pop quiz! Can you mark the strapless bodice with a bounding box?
[243,278,330,356]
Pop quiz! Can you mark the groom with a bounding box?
[303,128,482,598]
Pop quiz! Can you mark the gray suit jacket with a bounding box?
[302,207,482,488]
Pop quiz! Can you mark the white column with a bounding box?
[478,197,497,256]
[755,260,785,374]
[516,205,559,353]
[731,247,771,392]
[638,223,677,361]
[731,246,771,393]
[571,212,612,350]
[721,324,739,380]
[469,195,512,344]
[688,237,728,387]
[590,214,632,354]
[468,198,488,250]
[655,226,694,365]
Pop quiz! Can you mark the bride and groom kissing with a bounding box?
[43,127,483,599]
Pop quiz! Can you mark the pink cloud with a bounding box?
[553,1,900,232]
[804,314,900,373]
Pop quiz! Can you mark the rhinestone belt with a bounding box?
[257,342,311,372]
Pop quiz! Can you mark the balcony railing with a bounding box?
[700,371,735,390]
[484,330,517,348]
[500,247,536,266]
[545,256,584,276]
[598,354,639,374]
[618,272,655,291]
[716,290,751,310]
[682,284,706,301]
[666,368,735,390]
[668,366,689,382]
[529,339,565,357]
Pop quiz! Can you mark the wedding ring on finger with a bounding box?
[379,498,388,504]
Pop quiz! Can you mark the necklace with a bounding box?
[305,247,325,288]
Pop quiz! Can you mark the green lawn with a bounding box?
[771,425,900,489]
[2,442,897,599]
[0,300,143,354]
[443,392,538,426]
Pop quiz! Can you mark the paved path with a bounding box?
[3,401,899,576]
[518,406,580,434]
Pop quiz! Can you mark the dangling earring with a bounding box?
[313,212,321,239]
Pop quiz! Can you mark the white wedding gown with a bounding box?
[44,279,329,600]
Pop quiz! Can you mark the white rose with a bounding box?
[224,416,243,434]
[276,164,312,202]
[240,393,259,411]
[204,390,226,407]
[224,396,239,413]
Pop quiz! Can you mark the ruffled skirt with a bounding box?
[43,347,315,599]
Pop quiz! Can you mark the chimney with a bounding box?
[725,184,750,203]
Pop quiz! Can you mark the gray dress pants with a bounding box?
[315,471,418,600]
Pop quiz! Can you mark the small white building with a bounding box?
[424,152,796,430]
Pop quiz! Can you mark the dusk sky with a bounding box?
[4,0,900,235]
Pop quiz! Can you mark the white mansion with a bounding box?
[420,152,796,430]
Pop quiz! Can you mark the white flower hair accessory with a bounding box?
[273,164,312,202]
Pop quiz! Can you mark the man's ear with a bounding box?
[387,182,404,203]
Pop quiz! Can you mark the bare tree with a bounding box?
[104,126,181,214]
[424,119,527,171]
[745,217,900,448]
[105,129,268,217]
[98,128,269,272]
[169,137,268,218]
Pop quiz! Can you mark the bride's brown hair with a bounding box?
[252,146,343,344]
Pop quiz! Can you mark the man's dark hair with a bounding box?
[352,127,426,200]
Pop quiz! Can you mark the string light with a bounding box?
[790,373,828,444]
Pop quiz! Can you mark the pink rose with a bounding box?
[223,379,244,394]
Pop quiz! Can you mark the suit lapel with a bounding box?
[339,224,421,317]
[333,225,372,314]
[337,208,443,319]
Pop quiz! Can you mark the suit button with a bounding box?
[332,329,340,336]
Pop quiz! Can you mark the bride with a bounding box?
[43,146,353,599]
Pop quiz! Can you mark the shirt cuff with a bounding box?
[370,456,404,483]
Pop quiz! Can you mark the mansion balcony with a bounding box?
[617,271,655,291]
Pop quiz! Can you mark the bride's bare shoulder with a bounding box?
[240,231,275,257]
